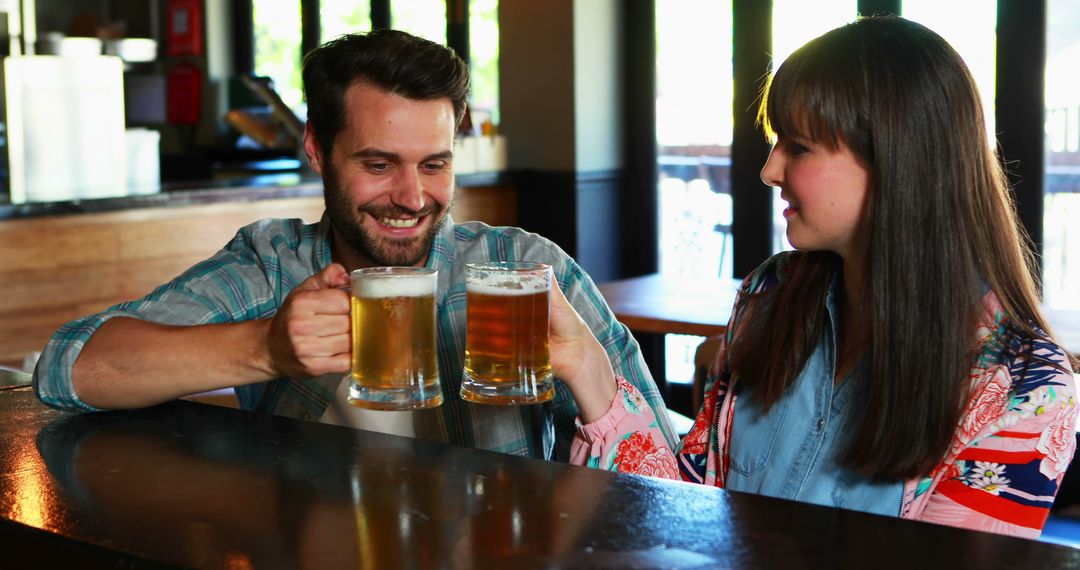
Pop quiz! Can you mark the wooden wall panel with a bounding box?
[0,225,118,273]
[0,266,120,313]
[117,199,325,260]
[0,197,324,366]
[0,306,87,367]
[450,185,519,227]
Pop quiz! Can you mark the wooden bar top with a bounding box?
[2,388,1076,568]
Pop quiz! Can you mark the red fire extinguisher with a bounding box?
[166,0,204,57]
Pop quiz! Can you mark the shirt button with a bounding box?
[816,418,824,431]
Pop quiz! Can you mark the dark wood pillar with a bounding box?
[997,0,1047,273]
[856,0,900,16]
[371,0,391,29]
[730,0,773,278]
[300,0,321,56]
[620,0,659,278]
[446,0,469,63]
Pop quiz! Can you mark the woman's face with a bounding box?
[760,134,871,261]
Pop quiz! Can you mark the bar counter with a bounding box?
[2,388,1077,569]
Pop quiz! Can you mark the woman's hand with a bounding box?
[548,278,618,423]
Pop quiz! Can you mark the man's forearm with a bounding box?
[72,317,276,409]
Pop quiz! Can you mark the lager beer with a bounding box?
[349,267,442,410]
[461,262,553,404]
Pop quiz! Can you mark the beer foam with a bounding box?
[466,280,550,296]
[353,276,434,298]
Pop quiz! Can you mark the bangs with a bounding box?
[757,26,868,157]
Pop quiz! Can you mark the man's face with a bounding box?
[306,82,456,268]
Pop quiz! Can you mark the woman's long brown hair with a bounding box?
[730,16,1058,480]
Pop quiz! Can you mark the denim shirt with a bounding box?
[725,282,904,517]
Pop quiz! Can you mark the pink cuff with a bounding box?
[575,376,637,444]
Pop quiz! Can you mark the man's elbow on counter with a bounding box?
[31,352,107,413]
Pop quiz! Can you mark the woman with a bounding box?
[549,15,1076,538]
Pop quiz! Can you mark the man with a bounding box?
[33,30,674,460]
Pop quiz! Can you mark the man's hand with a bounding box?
[265,263,352,379]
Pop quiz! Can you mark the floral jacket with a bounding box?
[572,254,1078,538]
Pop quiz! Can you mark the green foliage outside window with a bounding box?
[252,1,499,124]
[322,2,373,43]
[253,1,304,111]
[469,0,500,126]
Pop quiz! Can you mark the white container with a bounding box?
[56,37,103,57]
[125,128,161,195]
[455,135,508,174]
[454,135,479,174]
[4,56,128,202]
[104,38,157,63]
[475,135,507,173]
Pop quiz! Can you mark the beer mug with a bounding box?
[461,262,553,405]
[349,267,442,410]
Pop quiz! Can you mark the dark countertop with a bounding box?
[0,170,506,221]
[2,387,1077,569]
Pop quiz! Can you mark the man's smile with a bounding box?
[377,216,421,229]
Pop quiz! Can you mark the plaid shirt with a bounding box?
[33,216,675,461]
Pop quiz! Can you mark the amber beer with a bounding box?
[349,267,441,410]
[461,262,553,404]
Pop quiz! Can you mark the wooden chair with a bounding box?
[691,334,725,415]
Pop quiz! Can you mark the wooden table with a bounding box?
[596,273,740,338]
[596,273,740,415]
[597,274,1080,358]
[2,388,1077,568]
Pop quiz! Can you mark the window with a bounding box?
[253,1,304,111]
[391,0,448,45]
[655,0,734,385]
[250,1,497,124]
[656,0,733,280]
[321,3,372,43]
[1043,0,1080,308]
[771,0,856,68]
[469,0,500,126]
[902,0,997,137]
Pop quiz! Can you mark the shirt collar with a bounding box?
[425,213,457,271]
[313,212,334,272]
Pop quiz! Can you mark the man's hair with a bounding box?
[302,29,470,156]
[733,15,1054,479]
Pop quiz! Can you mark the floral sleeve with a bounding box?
[570,377,680,479]
[911,335,1078,538]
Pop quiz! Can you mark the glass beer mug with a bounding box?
[349,267,442,410]
[461,262,554,405]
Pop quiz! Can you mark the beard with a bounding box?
[322,160,451,267]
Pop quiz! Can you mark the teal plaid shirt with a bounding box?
[33,216,675,461]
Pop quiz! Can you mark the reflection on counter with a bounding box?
[26,401,600,568]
